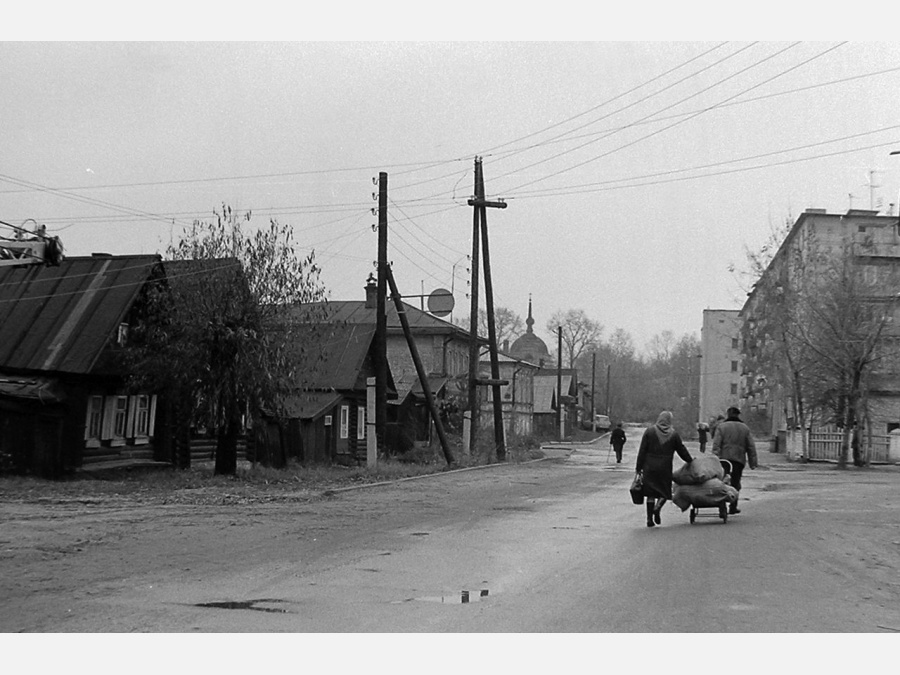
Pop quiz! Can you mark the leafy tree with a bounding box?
[126,206,326,474]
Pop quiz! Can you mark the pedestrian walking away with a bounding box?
[712,406,758,514]
[610,422,627,463]
[697,422,710,453]
[635,411,693,528]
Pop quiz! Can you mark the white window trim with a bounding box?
[85,395,104,448]
[340,405,349,439]
[111,395,128,447]
[357,405,366,440]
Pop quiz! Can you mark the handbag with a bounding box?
[629,472,644,505]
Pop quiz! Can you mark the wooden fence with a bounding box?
[807,426,891,463]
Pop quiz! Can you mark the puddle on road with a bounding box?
[195,598,293,614]
[394,589,490,605]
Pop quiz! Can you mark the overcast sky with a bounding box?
[3,40,900,355]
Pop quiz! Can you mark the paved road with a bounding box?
[3,436,899,633]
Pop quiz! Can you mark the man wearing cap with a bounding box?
[712,406,758,514]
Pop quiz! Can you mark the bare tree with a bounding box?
[478,306,523,349]
[546,309,603,368]
[645,330,675,363]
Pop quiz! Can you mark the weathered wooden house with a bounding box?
[0,254,166,476]
[286,277,485,452]
[253,322,397,466]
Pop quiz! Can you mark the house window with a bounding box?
[357,406,366,440]
[731,337,739,349]
[135,395,150,437]
[85,395,104,445]
[730,383,738,396]
[117,323,129,346]
[113,396,128,438]
[340,405,349,439]
[731,361,738,372]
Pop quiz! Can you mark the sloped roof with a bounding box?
[286,300,486,344]
[277,391,343,420]
[290,323,381,391]
[0,254,161,375]
[0,376,65,403]
[533,370,576,414]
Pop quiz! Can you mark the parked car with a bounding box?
[594,414,611,431]
[582,414,611,431]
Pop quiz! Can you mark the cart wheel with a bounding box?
[689,508,696,524]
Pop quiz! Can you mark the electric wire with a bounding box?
[504,42,846,195]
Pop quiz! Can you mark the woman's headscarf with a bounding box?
[655,411,674,441]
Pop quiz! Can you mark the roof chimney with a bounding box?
[364,273,377,309]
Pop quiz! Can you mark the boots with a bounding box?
[653,498,665,525]
[729,497,741,515]
[646,501,655,527]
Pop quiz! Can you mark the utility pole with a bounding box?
[591,352,597,432]
[557,326,563,442]
[605,363,611,416]
[385,266,454,466]
[375,172,388,454]
[467,157,508,461]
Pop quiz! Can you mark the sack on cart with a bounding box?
[673,454,725,485]
[672,478,739,511]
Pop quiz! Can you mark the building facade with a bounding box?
[699,309,743,427]
[740,208,900,454]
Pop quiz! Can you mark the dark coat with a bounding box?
[713,416,758,468]
[635,425,693,500]
[610,427,626,448]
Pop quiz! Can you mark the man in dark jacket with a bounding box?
[712,406,758,514]
[609,422,626,463]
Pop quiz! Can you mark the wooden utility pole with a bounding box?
[375,172,388,454]
[591,352,597,432]
[605,363,611,416]
[557,326,563,442]
[385,266,454,466]
[467,156,508,461]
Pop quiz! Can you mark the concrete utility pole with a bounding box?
[467,157,508,461]
[375,172,388,454]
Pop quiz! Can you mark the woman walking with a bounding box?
[635,411,694,527]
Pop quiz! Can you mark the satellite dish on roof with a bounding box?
[427,288,454,317]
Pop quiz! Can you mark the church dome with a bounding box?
[509,297,549,365]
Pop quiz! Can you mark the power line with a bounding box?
[502,42,811,194]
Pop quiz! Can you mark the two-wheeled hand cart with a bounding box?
[688,459,734,524]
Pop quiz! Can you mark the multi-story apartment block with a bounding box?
[699,309,743,426]
[740,208,900,457]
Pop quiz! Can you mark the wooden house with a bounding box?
[253,322,397,466]
[0,254,167,476]
[286,277,486,452]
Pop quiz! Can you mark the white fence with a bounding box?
[798,426,894,463]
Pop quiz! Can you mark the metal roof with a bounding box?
[287,300,486,343]
[0,255,161,375]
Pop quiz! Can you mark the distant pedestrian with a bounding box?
[610,422,626,463]
[697,422,710,453]
[712,406,758,514]
[635,411,694,528]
